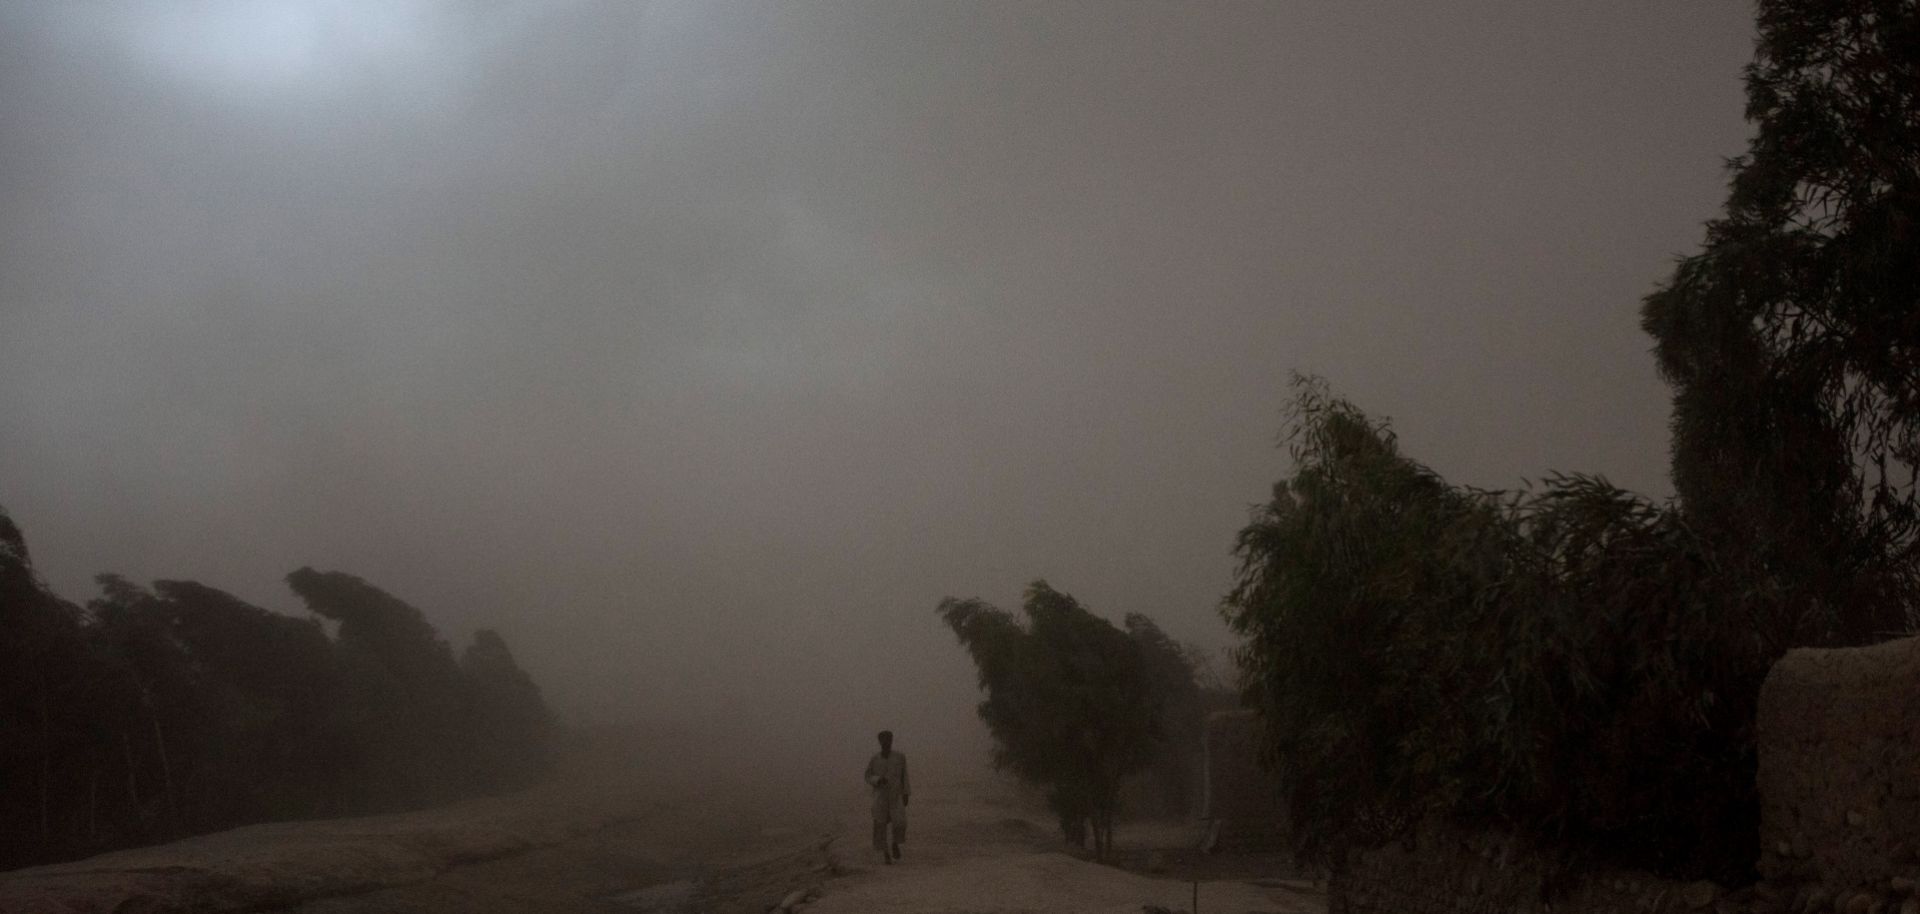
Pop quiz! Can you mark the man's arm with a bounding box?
[901,755,910,804]
[865,755,885,787]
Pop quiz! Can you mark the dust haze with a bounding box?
[0,2,1754,781]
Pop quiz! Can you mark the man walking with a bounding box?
[865,730,909,863]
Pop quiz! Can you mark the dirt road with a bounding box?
[793,779,1324,914]
[261,775,1325,914]
[0,747,1319,914]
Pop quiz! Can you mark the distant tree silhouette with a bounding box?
[285,568,476,808]
[152,580,344,822]
[0,509,557,870]
[0,508,92,860]
[283,568,558,808]
[87,577,203,838]
[938,581,1161,860]
[461,629,555,790]
[284,568,463,688]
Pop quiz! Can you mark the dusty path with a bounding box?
[0,749,1320,914]
[793,779,1325,914]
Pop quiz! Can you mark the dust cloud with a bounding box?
[0,2,1755,784]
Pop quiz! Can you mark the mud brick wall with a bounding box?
[1200,709,1291,852]
[1756,635,1920,905]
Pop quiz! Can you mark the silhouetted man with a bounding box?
[865,730,910,863]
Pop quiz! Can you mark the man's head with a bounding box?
[877,730,894,754]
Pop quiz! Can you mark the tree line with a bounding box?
[941,0,1917,885]
[1223,0,1917,886]
[0,510,553,871]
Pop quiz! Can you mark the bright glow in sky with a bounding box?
[111,1,431,93]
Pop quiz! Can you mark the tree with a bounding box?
[1221,378,1507,861]
[284,568,463,688]
[285,568,471,807]
[938,581,1161,859]
[152,580,344,821]
[460,629,555,790]
[1641,0,1920,644]
[0,512,563,869]
[1123,613,1208,818]
[1223,378,1772,882]
[87,577,202,838]
[0,507,94,862]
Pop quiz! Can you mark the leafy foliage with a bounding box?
[1229,3,1920,883]
[938,581,1165,859]
[1123,613,1214,818]
[0,508,555,869]
[284,568,473,808]
[1641,0,1920,642]
[1223,378,1774,882]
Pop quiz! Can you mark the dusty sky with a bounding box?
[1,2,1756,768]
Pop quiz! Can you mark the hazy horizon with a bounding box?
[1,1,1756,765]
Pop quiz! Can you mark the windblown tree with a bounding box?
[1221,379,1510,861]
[1123,613,1209,818]
[0,507,560,870]
[1224,378,1773,881]
[1228,5,1920,882]
[285,568,479,808]
[150,580,344,822]
[285,568,465,690]
[283,568,556,806]
[461,629,555,790]
[938,581,1161,859]
[1641,0,1920,643]
[87,577,214,837]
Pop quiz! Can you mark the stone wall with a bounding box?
[1200,709,1291,853]
[1755,636,1920,911]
